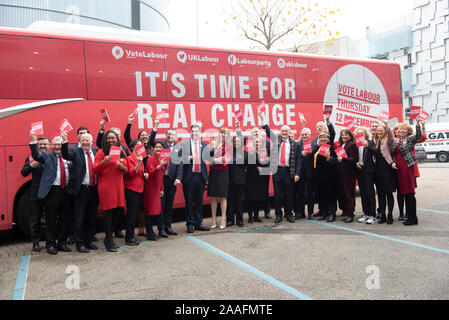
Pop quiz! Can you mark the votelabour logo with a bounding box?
[277,58,286,69]
[177,51,187,63]
[228,54,237,66]
[112,46,124,59]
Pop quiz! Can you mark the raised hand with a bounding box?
[128,114,135,124]
[29,130,37,142]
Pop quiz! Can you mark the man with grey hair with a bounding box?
[258,112,301,224]
[29,132,73,255]
[61,131,99,253]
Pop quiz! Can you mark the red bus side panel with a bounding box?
[0,147,10,231]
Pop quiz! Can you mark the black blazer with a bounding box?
[61,142,98,196]
[176,140,212,183]
[297,140,314,179]
[21,156,44,200]
[228,149,248,185]
[30,143,73,199]
[161,140,182,182]
[357,140,376,174]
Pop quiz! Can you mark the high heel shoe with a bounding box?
[211,224,217,229]
[220,225,226,230]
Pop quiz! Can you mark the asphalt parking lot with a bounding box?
[1,165,449,301]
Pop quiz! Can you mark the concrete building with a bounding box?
[0,0,170,32]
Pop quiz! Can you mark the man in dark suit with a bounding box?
[258,112,301,224]
[176,124,212,233]
[151,127,182,237]
[29,132,73,255]
[295,128,315,220]
[61,131,99,253]
[21,136,50,252]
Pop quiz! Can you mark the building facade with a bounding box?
[0,0,170,32]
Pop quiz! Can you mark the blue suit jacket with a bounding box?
[30,143,72,199]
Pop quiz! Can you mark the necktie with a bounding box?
[280,140,286,166]
[194,142,200,172]
[59,156,66,189]
[86,151,95,186]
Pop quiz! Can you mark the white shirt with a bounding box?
[53,155,69,186]
[190,139,201,173]
[359,146,365,166]
[82,149,96,185]
[278,139,290,167]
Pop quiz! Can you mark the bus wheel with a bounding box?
[437,152,448,163]
[16,189,46,240]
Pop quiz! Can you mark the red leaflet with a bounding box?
[100,109,110,122]
[257,100,267,113]
[155,111,169,123]
[303,141,312,153]
[31,121,44,135]
[109,145,121,160]
[58,118,73,132]
[235,110,244,123]
[355,133,366,148]
[409,106,421,119]
[344,117,356,133]
[419,110,429,121]
[160,148,170,161]
[298,112,306,123]
[335,147,347,158]
[319,143,330,157]
[135,144,147,158]
[258,148,268,162]
[377,110,390,122]
[323,105,333,115]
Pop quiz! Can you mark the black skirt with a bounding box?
[207,169,229,197]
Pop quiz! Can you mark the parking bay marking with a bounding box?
[418,208,449,215]
[12,255,30,300]
[307,220,449,255]
[185,235,312,300]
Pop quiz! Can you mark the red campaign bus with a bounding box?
[0,25,403,236]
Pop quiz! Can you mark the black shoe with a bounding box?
[111,240,120,249]
[187,225,194,233]
[248,217,254,224]
[387,214,393,225]
[264,213,272,219]
[67,237,75,245]
[237,222,244,227]
[274,217,282,224]
[254,217,263,223]
[114,232,125,238]
[146,232,159,241]
[32,242,41,252]
[159,230,169,238]
[287,216,295,223]
[327,214,336,223]
[318,215,327,221]
[344,216,354,223]
[398,215,404,221]
[90,236,99,242]
[403,219,418,226]
[165,227,178,236]
[138,233,145,237]
[47,246,57,255]
[226,222,234,227]
[379,214,386,224]
[57,244,72,252]
[195,225,210,231]
[76,244,89,253]
[85,242,98,250]
[307,215,313,220]
[125,238,140,246]
[103,239,117,252]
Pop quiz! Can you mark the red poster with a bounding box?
[100,109,110,122]
[58,118,73,132]
[303,141,312,153]
[344,118,356,133]
[334,141,340,149]
[135,144,147,158]
[31,121,44,135]
[335,147,347,158]
[160,148,170,161]
[323,105,333,115]
[419,110,429,121]
[257,100,267,113]
[109,145,121,160]
[319,144,330,157]
[355,133,366,148]
[409,106,421,119]
[377,110,390,122]
[235,110,244,122]
[155,111,169,123]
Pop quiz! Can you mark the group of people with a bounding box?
[23,109,426,255]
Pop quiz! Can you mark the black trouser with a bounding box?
[145,215,161,231]
[247,200,264,219]
[43,186,71,248]
[404,193,417,222]
[73,185,98,246]
[114,207,126,235]
[125,189,143,241]
[30,197,44,244]
[227,184,245,224]
[317,186,337,218]
[397,192,405,217]
[357,171,376,217]
[103,207,123,243]
[273,167,294,220]
[296,173,314,217]
[182,173,205,227]
[377,192,394,216]
[160,175,178,231]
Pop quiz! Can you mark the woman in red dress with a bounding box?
[93,130,128,252]
[144,141,166,240]
[392,116,423,225]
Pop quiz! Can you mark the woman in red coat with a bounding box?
[93,130,128,252]
[144,141,166,240]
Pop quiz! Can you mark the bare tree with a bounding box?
[224,0,339,52]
